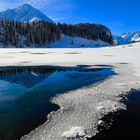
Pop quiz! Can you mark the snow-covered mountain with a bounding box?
[0,4,54,23]
[0,5,113,48]
[114,31,140,45]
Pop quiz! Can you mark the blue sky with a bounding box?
[0,0,139,35]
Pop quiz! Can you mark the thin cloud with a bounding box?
[0,0,75,12]
[49,17,65,22]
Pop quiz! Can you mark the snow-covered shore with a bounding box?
[0,42,140,139]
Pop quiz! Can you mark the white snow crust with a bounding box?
[62,127,86,138]
[46,34,110,48]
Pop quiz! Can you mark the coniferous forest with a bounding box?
[0,19,113,47]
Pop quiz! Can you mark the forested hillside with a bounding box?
[0,19,113,47]
[0,20,60,47]
[58,23,113,44]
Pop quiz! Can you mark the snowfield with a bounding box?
[62,127,86,138]
[0,42,140,140]
[46,34,110,48]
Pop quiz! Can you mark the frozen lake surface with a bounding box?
[0,65,113,140]
[0,43,140,140]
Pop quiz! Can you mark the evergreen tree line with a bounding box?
[0,19,61,47]
[0,19,113,47]
[58,23,113,44]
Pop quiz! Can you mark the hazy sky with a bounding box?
[0,0,140,35]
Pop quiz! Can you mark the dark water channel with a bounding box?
[0,65,114,140]
[90,89,140,140]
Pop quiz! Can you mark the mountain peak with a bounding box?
[114,31,140,45]
[16,4,35,13]
[0,4,54,23]
[18,3,33,9]
[21,3,32,7]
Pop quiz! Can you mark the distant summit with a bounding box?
[0,4,54,23]
[114,31,140,45]
[121,31,140,43]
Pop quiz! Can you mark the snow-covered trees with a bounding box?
[0,19,113,47]
[0,20,60,47]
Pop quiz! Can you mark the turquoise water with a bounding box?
[0,65,114,140]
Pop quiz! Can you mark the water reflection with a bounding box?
[0,65,114,140]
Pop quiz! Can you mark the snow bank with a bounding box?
[96,100,126,113]
[62,127,86,138]
[46,34,110,48]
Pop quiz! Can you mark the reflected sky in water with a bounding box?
[0,65,114,140]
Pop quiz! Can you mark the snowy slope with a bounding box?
[0,34,111,48]
[124,32,140,42]
[114,31,140,45]
[46,34,110,48]
[0,4,54,23]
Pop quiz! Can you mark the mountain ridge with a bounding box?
[0,4,54,23]
[114,31,140,45]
